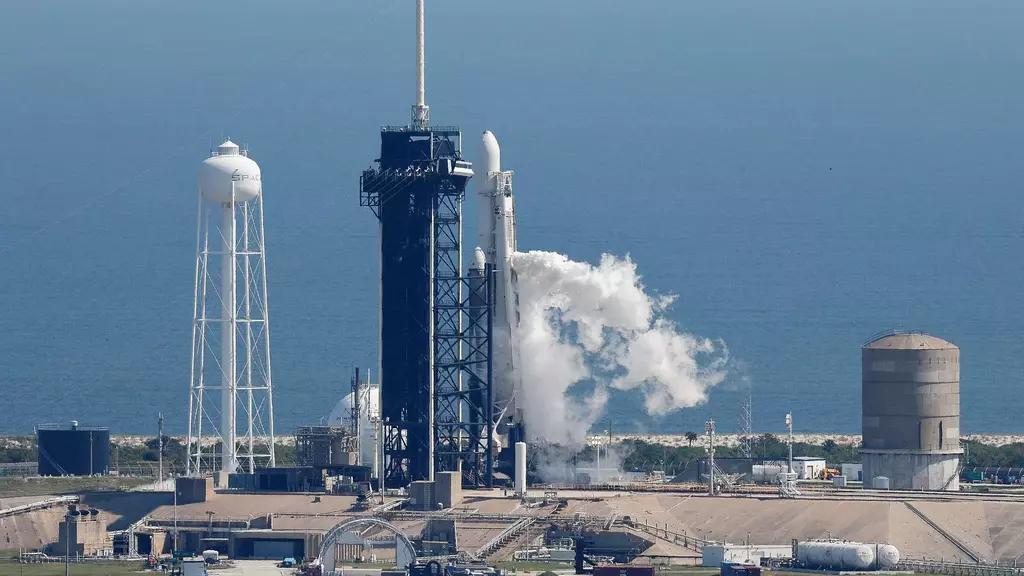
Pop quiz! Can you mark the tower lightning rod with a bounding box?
[412,0,429,129]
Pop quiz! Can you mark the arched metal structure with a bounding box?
[317,518,417,574]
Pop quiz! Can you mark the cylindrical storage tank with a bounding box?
[861,332,963,490]
[515,441,527,496]
[876,544,900,569]
[797,541,875,571]
[752,464,786,484]
[37,423,110,476]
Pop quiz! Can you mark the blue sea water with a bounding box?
[1,1,1022,436]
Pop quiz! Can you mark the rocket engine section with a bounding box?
[475,130,522,446]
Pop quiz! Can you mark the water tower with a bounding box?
[186,140,276,475]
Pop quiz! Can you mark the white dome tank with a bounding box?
[199,140,261,203]
[327,384,381,473]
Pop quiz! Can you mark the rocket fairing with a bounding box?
[475,130,522,441]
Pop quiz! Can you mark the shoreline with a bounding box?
[586,432,1024,448]
[3,432,1023,449]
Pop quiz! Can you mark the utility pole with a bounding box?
[172,482,178,554]
[158,413,164,481]
[739,389,753,459]
[64,506,72,576]
[785,412,794,474]
[705,419,716,496]
[370,415,384,503]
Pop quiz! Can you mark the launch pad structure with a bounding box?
[359,0,494,488]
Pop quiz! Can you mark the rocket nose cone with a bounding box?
[472,247,486,270]
[480,130,501,173]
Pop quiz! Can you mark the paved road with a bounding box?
[216,560,295,576]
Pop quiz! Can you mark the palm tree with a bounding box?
[823,439,838,452]
[685,431,698,447]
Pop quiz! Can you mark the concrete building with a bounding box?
[841,463,863,482]
[861,332,962,491]
[55,509,110,556]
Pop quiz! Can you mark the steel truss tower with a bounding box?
[358,0,493,489]
[360,128,493,487]
[187,141,276,475]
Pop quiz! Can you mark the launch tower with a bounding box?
[360,0,493,487]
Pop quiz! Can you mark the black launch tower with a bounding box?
[359,0,494,488]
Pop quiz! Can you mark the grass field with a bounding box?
[0,477,152,499]
[491,561,716,569]
[0,560,144,576]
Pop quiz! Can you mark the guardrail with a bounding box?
[630,518,708,553]
[0,495,79,519]
[900,559,1024,576]
[477,517,535,559]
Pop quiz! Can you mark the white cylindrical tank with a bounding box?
[797,541,876,571]
[752,464,786,483]
[199,140,261,203]
[876,544,900,569]
[514,441,527,496]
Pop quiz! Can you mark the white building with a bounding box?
[702,544,792,567]
[792,457,827,480]
[841,463,863,481]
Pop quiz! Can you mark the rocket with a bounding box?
[472,130,522,445]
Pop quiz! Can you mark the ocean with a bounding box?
[1,0,1022,436]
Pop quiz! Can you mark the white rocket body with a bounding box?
[475,131,521,440]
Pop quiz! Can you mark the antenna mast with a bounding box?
[740,389,753,459]
[412,0,429,129]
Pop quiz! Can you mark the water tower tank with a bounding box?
[198,140,261,203]
[861,332,962,490]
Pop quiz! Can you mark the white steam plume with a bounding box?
[512,250,727,447]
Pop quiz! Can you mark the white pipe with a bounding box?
[411,0,429,128]
[416,0,425,108]
[515,442,527,496]
[186,188,204,475]
[257,192,276,467]
[221,198,236,474]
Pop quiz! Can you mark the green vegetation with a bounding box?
[0,477,152,499]
[0,436,296,474]
[620,435,859,475]
[962,440,1024,468]
[618,436,1024,476]
[0,439,34,464]
[0,559,144,576]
